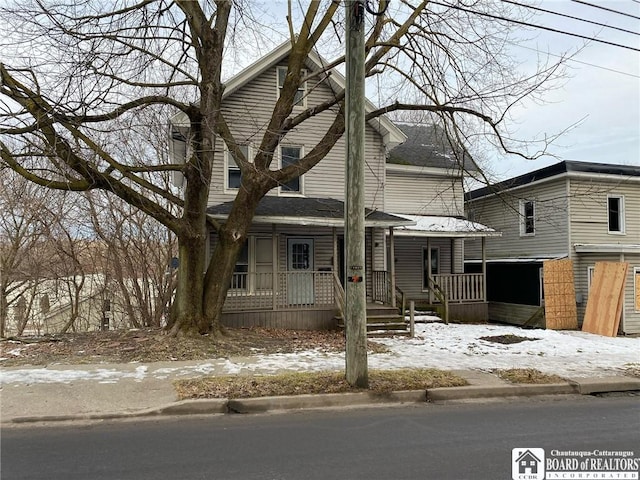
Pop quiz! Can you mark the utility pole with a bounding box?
[344,0,368,388]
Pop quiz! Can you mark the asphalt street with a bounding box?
[2,395,639,480]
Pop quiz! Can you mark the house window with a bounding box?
[231,237,273,292]
[226,144,250,191]
[422,247,439,290]
[231,241,249,289]
[607,195,625,233]
[280,146,303,194]
[519,199,535,236]
[277,66,306,106]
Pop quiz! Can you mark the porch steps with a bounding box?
[335,304,409,336]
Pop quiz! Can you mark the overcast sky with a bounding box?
[489,0,640,179]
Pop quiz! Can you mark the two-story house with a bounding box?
[169,43,498,330]
[385,124,500,322]
[465,161,640,334]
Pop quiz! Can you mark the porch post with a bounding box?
[272,224,278,311]
[389,227,396,308]
[332,227,338,273]
[481,236,487,302]
[427,237,433,304]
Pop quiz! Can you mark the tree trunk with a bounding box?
[202,181,268,333]
[168,230,208,336]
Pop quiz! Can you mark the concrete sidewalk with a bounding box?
[1,360,639,424]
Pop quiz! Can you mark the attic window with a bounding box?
[277,66,306,106]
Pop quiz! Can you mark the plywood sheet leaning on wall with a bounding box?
[582,262,629,337]
[543,259,578,330]
[635,269,640,312]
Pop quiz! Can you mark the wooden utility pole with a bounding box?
[344,0,368,388]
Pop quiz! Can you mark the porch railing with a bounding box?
[224,271,336,311]
[372,270,390,304]
[431,273,484,303]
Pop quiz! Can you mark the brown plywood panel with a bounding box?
[582,262,629,337]
[543,259,578,330]
[635,269,640,312]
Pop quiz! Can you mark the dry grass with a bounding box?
[174,368,468,400]
[0,327,389,366]
[494,368,565,384]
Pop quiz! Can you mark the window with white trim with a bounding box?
[230,237,273,292]
[226,144,250,191]
[607,195,625,234]
[277,66,306,106]
[280,145,303,194]
[519,199,535,236]
[422,247,439,290]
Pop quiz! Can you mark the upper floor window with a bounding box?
[277,66,306,106]
[607,195,625,234]
[280,145,303,194]
[519,199,535,236]
[226,144,250,191]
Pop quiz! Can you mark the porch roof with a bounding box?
[207,197,414,228]
[389,214,501,238]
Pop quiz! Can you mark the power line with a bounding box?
[430,1,640,52]
[571,0,640,21]
[512,42,640,79]
[501,0,639,36]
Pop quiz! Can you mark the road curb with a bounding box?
[569,376,640,394]
[6,378,639,424]
[228,390,426,414]
[426,383,578,402]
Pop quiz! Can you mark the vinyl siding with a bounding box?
[391,236,452,300]
[573,252,640,335]
[465,178,569,260]
[208,61,386,210]
[384,170,464,216]
[568,177,640,246]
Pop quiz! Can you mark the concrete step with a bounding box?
[336,314,408,335]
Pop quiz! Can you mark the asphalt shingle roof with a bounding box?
[207,196,412,227]
[387,124,476,171]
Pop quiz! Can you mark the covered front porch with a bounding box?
[207,197,411,330]
[386,214,501,322]
[207,199,499,329]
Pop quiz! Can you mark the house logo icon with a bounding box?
[512,448,545,480]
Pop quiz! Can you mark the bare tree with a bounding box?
[88,191,177,329]
[0,170,51,336]
[0,1,565,336]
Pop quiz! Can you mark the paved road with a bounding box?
[2,395,639,480]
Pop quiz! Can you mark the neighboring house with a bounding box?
[170,43,497,330]
[465,161,640,334]
[6,274,119,335]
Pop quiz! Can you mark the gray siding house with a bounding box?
[465,161,640,334]
[170,44,497,330]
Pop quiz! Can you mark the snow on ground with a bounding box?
[1,322,638,385]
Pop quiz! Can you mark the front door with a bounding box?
[287,238,314,305]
